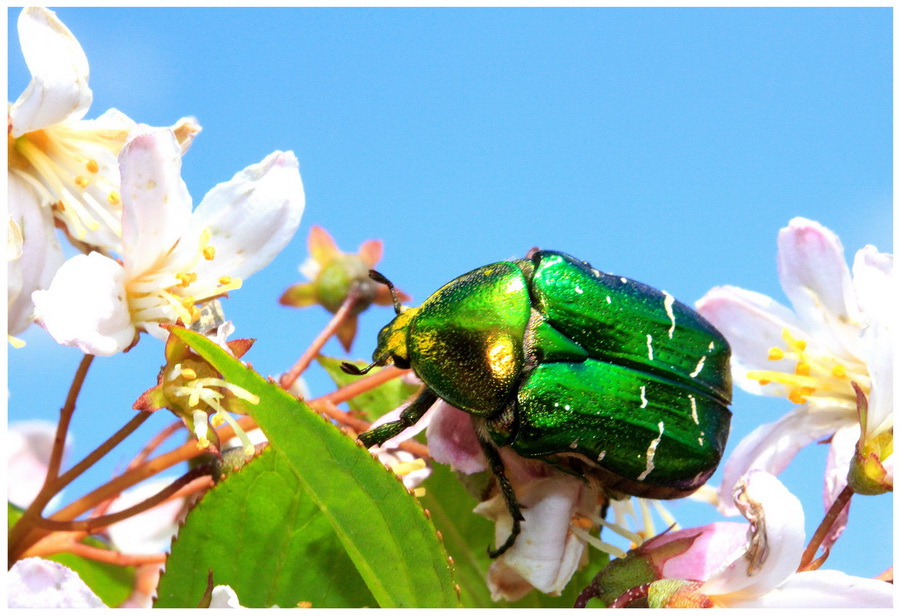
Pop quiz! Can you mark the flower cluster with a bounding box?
[7,6,891,610]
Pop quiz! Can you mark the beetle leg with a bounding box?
[357,389,438,448]
[476,434,526,558]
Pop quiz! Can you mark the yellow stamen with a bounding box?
[767,347,785,361]
[86,159,99,174]
[181,368,197,380]
[74,175,90,189]
[391,459,426,476]
[218,276,232,285]
[202,245,216,260]
[832,364,847,378]
[107,191,120,205]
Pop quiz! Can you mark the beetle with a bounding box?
[342,250,731,557]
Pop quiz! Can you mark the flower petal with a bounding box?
[7,173,64,336]
[185,151,305,282]
[7,558,107,608]
[9,7,92,136]
[8,421,72,510]
[425,402,487,474]
[695,285,804,397]
[106,477,184,554]
[820,424,857,551]
[724,569,893,608]
[476,475,589,598]
[776,218,861,357]
[715,404,850,515]
[119,127,193,276]
[852,245,894,438]
[702,470,805,599]
[651,522,749,582]
[32,252,136,356]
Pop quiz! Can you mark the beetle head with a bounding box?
[374,307,416,369]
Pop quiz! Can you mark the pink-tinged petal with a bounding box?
[32,252,135,356]
[358,239,384,268]
[7,173,64,336]
[852,246,894,438]
[9,8,92,136]
[695,285,803,397]
[186,151,305,282]
[820,424,857,551]
[106,477,184,554]
[119,127,193,276]
[476,475,589,599]
[425,402,487,474]
[724,569,893,608]
[702,471,805,599]
[7,558,107,608]
[650,522,749,581]
[716,404,850,515]
[777,218,861,357]
[8,421,72,509]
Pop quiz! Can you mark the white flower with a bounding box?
[32,126,305,355]
[8,7,199,254]
[8,557,107,608]
[209,585,246,608]
[697,470,892,608]
[696,218,894,515]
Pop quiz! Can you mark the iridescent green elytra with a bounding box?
[346,250,732,556]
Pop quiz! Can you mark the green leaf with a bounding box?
[156,450,377,607]
[317,355,420,422]
[158,328,458,608]
[9,503,136,607]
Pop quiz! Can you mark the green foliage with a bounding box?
[156,450,377,607]
[155,329,458,608]
[8,503,136,607]
[317,355,420,422]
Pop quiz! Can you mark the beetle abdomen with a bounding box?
[510,360,731,497]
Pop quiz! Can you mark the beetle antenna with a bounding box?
[340,360,377,376]
[340,351,391,376]
[369,270,404,315]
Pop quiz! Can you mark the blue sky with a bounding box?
[8,7,892,584]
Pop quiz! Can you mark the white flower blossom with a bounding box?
[8,7,199,254]
[696,218,894,515]
[33,126,305,355]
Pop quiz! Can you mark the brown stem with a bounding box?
[280,288,360,390]
[798,485,854,571]
[32,465,213,533]
[46,542,167,567]
[92,420,185,519]
[54,412,153,495]
[45,355,94,485]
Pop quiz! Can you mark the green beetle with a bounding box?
[344,250,731,557]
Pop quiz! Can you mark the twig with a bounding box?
[798,485,853,571]
[280,288,360,390]
[44,355,94,484]
[32,465,213,533]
